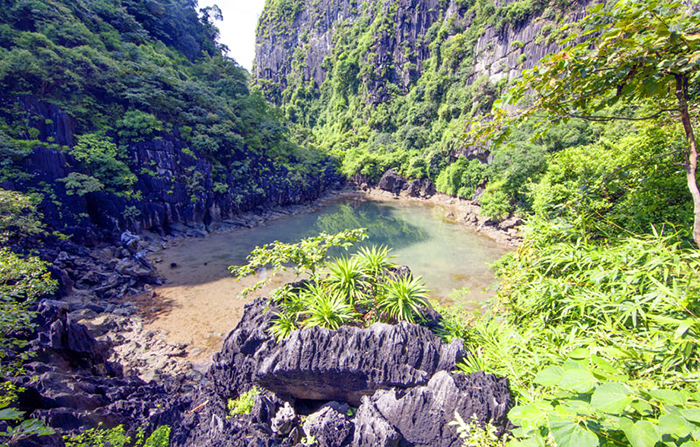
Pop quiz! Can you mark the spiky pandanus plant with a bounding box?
[326,256,368,307]
[299,282,357,330]
[377,275,430,323]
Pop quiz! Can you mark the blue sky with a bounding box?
[199,0,267,71]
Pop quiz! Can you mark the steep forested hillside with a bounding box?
[253,0,694,237]
[254,0,590,181]
[0,0,338,241]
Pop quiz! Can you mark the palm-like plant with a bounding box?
[354,245,396,278]
[269,310,298,341]
[378,275,430,323]
[326,256,367,306]
[300,283,356,330]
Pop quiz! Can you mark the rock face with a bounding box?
[255,322,465,405]
[176,297,513,447]
[16,297,513,447]
[4,96,343,245]
[255,0,593,104]
[15,301,182,447]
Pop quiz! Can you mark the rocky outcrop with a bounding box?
[4,96,343,244]
[14,301,183,447]
[15,294,512,447]
[176,297,513,447]
[370,371,512,446]
[255,322,464,405]
[377,169,436,198]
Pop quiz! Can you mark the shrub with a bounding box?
[71,134,136,194]
[227,387,259,417]
[59,172,104,196]
[378,275,429,323]
[299,283,357,330]
[478,181,511,221]
[326,256,368,306]
[116,110,163,143]
[436,157,487,199]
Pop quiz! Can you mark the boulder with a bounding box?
[498,216,523,230]
[378,170,404,195]
[406,179,422,197]
[420,179,436,197]
[302,404,354,447]
[351,397,400,447]
[369,371,513,446]
[254,322,464,406]
[208,298,278,398]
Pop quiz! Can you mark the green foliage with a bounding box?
[58,172,104,196]
[530,123,690,238]
[450,413,509,447]
[116,110,163,143]
[64,423,170,447]
[259,0,576,188]
[70,134,136,195]
[299,283,357,330]
[476,0,700,244]
[0,247,57,378]
[479,181,511,221]
[0,381,54,447]
[436,158,488,199]
[227,387,260,417]
[355,245,395,278]
[378,275,430,324]
[229,229,368,296]
[510,361,700,447]
[65,425,130,447]
[326,256,368,306]
[0,0,328,223]
[242,236,428,339]
[0,188,44,243]
[449,219,700,446]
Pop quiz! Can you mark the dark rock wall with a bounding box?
[3,96,343,243]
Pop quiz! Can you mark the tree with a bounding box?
[473,0,700,246]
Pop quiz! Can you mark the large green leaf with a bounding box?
[534,366,564,387]
[0,408,23,420]
[548,416,599,447]
[649,389,688,406]
[658,414,697,439]
[620,418,659,447]
[559,369,597,393]
[509,404,549,429]
[590,383,633,415]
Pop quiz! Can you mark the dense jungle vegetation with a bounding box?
[0,0,323,444]
[254,0,700,446]
[0,0,699,445]
[0,0,327,230]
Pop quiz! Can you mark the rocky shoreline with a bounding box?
[44,175,520,388]
[16,174,520,446]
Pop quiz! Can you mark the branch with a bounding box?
[551,108,677,123]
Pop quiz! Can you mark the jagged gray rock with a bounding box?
[254,322,465,406]
[370,370,513,447]
[352,397,400,447]
[302,404,354,447]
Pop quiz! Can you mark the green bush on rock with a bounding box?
[231,230,432,340]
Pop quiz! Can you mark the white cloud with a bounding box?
[198,0,267,71]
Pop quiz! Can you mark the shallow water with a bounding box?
[145,195,510,364]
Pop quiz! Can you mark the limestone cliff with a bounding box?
[254,0,592,103]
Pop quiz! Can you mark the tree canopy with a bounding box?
[474,0,700,245]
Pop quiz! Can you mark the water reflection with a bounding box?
[313,200,426,251]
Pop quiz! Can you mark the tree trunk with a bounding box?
[675,73,700,247]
